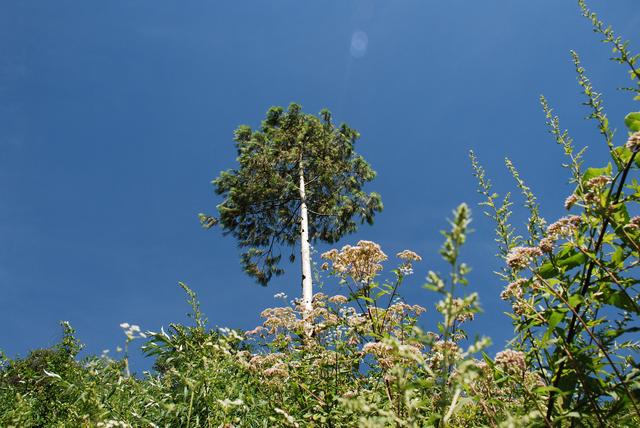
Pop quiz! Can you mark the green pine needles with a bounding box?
[206,103,382,307]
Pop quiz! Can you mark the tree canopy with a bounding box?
[208,103,383,286]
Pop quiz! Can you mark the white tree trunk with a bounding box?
[299,165,313,312]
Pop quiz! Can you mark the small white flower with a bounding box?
[217,398,244,408]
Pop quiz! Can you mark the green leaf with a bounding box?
[538,250,586,279]
[557,251,587,270]
[548,310,565,330]
[544,310,565,341]
[613,145,633,169]
[568,293,583,308]
[624,112,640,132]
[606,291,637,312]
[538,262,558,279]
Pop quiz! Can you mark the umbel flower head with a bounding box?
[546,215,582,239]
[321,240,388,284]
[397,250,422,275]
[495,349,526,375]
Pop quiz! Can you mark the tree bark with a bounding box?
[299,163,313,311]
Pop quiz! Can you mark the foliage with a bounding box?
[2,1,640,427]
[204,103,383,286]
[469,1,640,424]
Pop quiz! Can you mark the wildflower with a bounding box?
[362,341,394,368]
[264,365,289,378]
[472,359,490,373]
[274,408,298,427]
[396,250,421,275]
[511,300,528,316]
[120,323,146,340]
[328,294,348,304]
[625,216,640,230]
[501,278,527,300]
[261,307,297,334]
[321,240,387,284]
[97,420,131,428]
[342,390,358,399]
[217,398,244,408]
[437,298,474,322]
[506,246,543,270]
[411,304,427,316]
[396,250,422,262]
[585,175,611,189]
[245,326,263,336]
[346,313,368,328]
[524,371,546,390]
[399,265,414,275]
[626,131,640,153]
[564,194,578,210]
[538,237,554,254]
[546,215,581,239]
[495,349,526,375]
[430,340,461,369]
[583,191,599,205]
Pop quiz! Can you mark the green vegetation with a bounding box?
[2,1,640,426]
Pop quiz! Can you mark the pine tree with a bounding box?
[202,103,382,310]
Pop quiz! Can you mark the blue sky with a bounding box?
[1,1,638,370]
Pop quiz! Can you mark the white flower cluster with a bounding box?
[119,323,146,340]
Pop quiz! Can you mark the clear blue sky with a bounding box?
[1,1,638,370]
